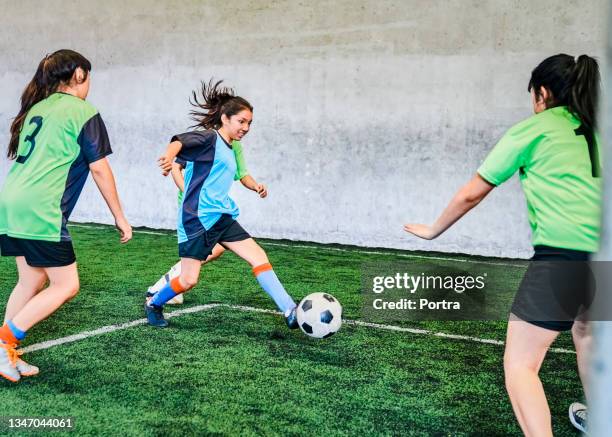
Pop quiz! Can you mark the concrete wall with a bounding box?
[0,0,606,258]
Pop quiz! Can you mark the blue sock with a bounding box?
[149,282,179,307]
[254,266,296,314]
[7,320,26,341]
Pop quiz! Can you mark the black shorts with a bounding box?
[0,235,76,268]
[179,215,251,261]
[511,245,593,332]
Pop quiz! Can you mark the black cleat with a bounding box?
[284,307,299,329]
[145,302,169,328]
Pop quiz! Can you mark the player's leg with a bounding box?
[145,258,201,327]
[572,319,591,399]
[1,257,47,378]
[10,263,79,331]
[0,257,46,382]
[4,256,48,321]
[205,244,226,264]
[568,319,591,432]
[221,238,298,328]
[146,244,226,304]
[0,263,79,382]
[503,318,560,437]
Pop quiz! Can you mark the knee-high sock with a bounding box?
[253,263,296,315]
[149,261,182,293]
[149,277,187,307]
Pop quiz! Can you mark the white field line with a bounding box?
[21,304,221,353]
[67,223,524,268]
[20,303,575,355]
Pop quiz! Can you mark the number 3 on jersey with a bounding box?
[16,116,43,164]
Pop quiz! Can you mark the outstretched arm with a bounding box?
[89,158,132,243]
[404,174,495,240]
[240,175,267,198]
[158,140,183,176]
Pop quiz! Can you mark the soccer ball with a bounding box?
[296,293,342,339]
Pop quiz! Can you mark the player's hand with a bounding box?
[115,217,133,243]
[403,223,437,240]
[256,183,268,198]
[157,155,173,176]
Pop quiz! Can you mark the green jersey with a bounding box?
[176,139,248,203]
[0,93,112,242]
[478,106,601,252]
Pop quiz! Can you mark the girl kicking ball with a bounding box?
[145,80,298,329]
[404,54,600,436]
[0,50,132,382]
[146,137,267,305]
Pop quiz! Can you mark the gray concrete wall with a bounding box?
[0,0,606,258]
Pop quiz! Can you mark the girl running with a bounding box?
[146,137,267,305]
[404,54,601,435]
[0,50,132,382]
[145,80,298,329]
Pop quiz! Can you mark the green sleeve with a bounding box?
[232,141,249,181]
[477,115,540,186]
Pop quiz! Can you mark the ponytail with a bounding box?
[528,53,600,131]
[190,79,253,130]
[8,50,91,159]
[568,55,600,130]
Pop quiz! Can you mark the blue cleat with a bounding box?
[284,306,299,329]
[145,302,169,328]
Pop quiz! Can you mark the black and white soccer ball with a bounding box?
[296,293,342,339]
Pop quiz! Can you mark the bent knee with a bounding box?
[503,354,541,382]
[16,277,47,295]
[64,282,80,300]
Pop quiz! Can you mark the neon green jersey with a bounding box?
[478,106,602,252]
[0,93,112,242]
[176,139,248,203]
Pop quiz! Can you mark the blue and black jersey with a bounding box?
[172,130,239,243]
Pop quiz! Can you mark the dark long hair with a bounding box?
[189,79,253,130]
[8,50,91,159]
[528,53,600,131]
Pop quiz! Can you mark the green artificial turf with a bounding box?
[0,224,583,436]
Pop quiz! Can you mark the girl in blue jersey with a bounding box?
[145,80,298,329]
[146,139,267,306]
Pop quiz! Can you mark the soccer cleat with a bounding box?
[145,302,169,328]
[16,356,39,377]
[569,402,588,434]
[0,341,21,383]
[284,307,299,329]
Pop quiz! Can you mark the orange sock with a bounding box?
[0,323,19,346]
[252,263,273,276]
[170,277,187,293]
